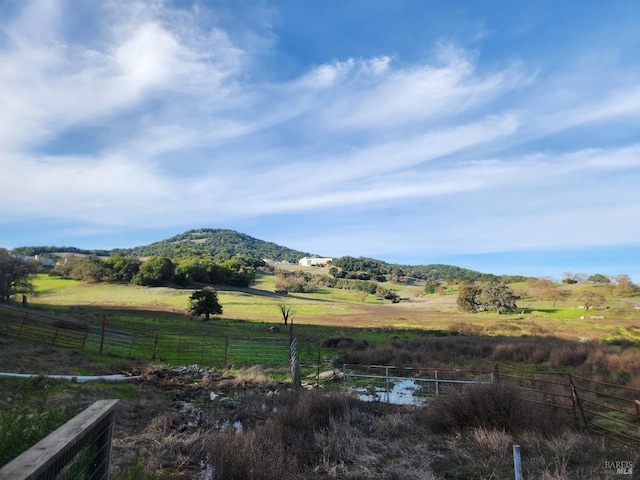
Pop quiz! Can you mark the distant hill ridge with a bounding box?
[111,228,312,263]
[14,228,490,282]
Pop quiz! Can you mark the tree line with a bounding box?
[330,256,517,284]
[49,254,263,288]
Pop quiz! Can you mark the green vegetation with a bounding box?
[0,378,79,467]
[113,228,311,263]
[457,281,519,313]
[0,248,38,302]
[49,253,260,289]
[187,287,223,321]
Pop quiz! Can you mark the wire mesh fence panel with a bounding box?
[0,400,118,480]
[83,326,137,357]
[226,337,290,365]
[342,365,492,405]
[152,334,228,366]
[0,308,88,349]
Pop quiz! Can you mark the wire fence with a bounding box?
[342,364,493,405]
[497,363,640,449]
[343,363,640,449]
[0,399,118,480]
[0,305,289,366]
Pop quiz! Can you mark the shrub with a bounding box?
[420,383,557,436]
[205,429,291,480]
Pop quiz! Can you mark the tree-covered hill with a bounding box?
[112,228,312,263]
[13,228,498,283]
[331,256,487,283]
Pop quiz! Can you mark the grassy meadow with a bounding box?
[28,273,640,345]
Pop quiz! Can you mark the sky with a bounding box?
[1,0,640,282]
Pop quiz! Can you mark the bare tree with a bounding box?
[612,275,637,297]
[579,291,606,310]
[278,304,292,325]
[538,287,564,307]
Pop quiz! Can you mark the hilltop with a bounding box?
[111,228,312,263]
[15,229,312,264]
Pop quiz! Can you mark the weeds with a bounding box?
[0,378,79,467]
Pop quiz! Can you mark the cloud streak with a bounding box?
[1,0,639,280]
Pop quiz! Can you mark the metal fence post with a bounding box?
[568,374,589,432]
[343,364,347,388]
[385,366,390,403]
[513,444,523,480]
[435,370,439,395]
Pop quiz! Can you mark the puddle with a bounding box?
[351,378,429,406]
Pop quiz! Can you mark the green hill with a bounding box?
[112,228,312,263]
[14,228,494,282]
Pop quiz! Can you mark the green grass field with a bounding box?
[26,274,640,346]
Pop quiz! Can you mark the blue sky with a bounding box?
[1,0,640,282]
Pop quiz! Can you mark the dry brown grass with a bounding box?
[107,383,640,479]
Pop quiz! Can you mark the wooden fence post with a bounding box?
[316,347,321,388]
[99,314,106,355]
[492,363,500,384]
[17,313,27,337]
[152,334,159,362]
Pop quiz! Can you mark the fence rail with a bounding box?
[0,399,119,480]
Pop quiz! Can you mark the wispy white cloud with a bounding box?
[1,0,639,276]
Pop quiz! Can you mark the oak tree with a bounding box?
[0,249,38,302]
[188,287,223,321]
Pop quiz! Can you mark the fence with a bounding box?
[0,399,119,480]
[343,363,640,449]
[0,307,88,349]
[342,364,493,405]
[496,363,640,449]
[0,306,289,366]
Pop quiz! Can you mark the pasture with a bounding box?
[27,274,640,345]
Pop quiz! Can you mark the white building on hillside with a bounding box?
[299,256,333,266]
